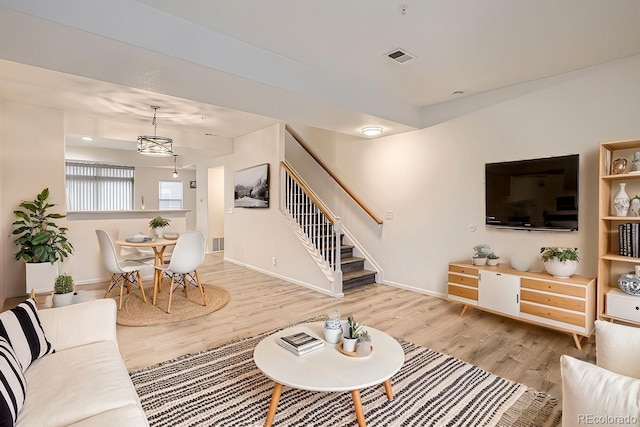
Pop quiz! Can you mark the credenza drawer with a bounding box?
[520,289,585,312]
[448,284,478,301]
[449,264,478,276]
[606,289,640,323]
[521,278,585,298]
[520,302,585,327]
[448,273,478,287]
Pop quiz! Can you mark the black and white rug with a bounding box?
[129,323,560,427]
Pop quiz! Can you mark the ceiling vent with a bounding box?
[386,48,416,64]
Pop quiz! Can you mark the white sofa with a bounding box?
[561,320,640,427]
[14,298,149,427]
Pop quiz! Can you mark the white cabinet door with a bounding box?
[478,271,520,316]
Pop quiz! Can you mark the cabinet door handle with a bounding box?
[517,295,519,303]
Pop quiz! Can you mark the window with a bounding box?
[159,181,183,210]
[65,162,134,211]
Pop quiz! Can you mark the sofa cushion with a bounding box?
[16,341,143,427]
[561,355,640,426]
[595,319,640,378]
[0,337,26,426]
[67,404,149,427]
[0,299,53,372]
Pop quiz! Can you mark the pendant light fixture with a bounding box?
[172,155,179,178]
[137,106,174,157]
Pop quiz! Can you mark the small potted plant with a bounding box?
[540,247,579,278]
[149,216,171,239]
[472,244,491,265]
[486,252,500,266]
[52,274,74,307]
[342,314,361,352]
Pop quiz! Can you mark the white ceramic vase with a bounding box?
[52,292,74,307]
[543,259,578,278]
[614,183,630,216]
[324,328,342,344]
[342,337,357,352]
[153,227,165,239]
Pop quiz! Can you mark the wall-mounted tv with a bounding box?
[485,154,579,231]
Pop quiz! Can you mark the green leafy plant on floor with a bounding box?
[12,188,73,263]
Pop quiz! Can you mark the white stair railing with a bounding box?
[281,161,343,296]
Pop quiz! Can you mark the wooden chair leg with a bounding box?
[167,276,176,314]
[195,270,207,306]
[104,274,117,299]
[118,277,125,310]
[137,271,147,303]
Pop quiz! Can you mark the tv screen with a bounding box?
[485,154,579,231]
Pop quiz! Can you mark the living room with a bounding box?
[1,2,640,425]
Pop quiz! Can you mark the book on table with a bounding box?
[279,331,324,355]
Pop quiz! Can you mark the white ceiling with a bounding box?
[0,0,639,151]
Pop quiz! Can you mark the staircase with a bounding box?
[281,161,377,294]
[340,239,377,291]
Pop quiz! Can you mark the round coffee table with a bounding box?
[253,322,404,427]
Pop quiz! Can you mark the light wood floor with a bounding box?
[113,252,594,404]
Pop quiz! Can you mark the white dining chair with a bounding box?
[95,230,148,310]
[153,231,206,314]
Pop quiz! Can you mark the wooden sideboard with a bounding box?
[447,262,596,349]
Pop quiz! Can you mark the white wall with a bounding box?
[207,166,225,246]
[289,55,640,297]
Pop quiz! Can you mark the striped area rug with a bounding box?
[130,324,561,427]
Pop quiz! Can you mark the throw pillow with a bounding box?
[0,299,53,372]
[561,355,640,426]
[595,319,640,378]
[0,336,26,426]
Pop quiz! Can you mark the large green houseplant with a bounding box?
[12,188,73,294]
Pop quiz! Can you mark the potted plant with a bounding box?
[149,216,171,239]
[12,188,73,295]
[540,247,579,278]
[342,314,361,352]
[52,274,74,307]
[486,253,500,266]
[472,244,491,265]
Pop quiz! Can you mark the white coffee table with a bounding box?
[253,322,404,427]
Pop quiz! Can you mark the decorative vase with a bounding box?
[356,339,372,357]
[631,197,640,217]
[323,314,342,344]
[614,183,630,216]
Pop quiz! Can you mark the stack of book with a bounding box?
[619,223,640,257]
[279,331,324,356]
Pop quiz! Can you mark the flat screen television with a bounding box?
[485,154,579,231]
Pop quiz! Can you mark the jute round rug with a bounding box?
[115,283,231,327]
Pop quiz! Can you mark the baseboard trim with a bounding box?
[382,279,446,299]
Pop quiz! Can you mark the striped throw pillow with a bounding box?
[0,337,26,425]
[0,299,53,372]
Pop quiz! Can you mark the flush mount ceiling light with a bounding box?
[172,155,179,178]
[361,126,383,137]
[137,106,174,157]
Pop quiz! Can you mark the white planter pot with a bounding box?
[25,262,58,294]
[543,259,578,278]
[153,227,164,239]
[323,327,342,344]
[487,258,499,266]
[52,292,74,307]
[472,257,487,266]
[342,337,357,352]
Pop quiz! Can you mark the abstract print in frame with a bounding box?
[234,163,269,208]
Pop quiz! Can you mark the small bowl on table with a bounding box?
[618,274,640,295]
[164,232,179,240]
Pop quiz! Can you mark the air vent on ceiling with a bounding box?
[386,48,416,64]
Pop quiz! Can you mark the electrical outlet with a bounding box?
[385,211,394,220]
[272,257,277,266]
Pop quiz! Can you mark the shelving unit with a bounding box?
[598,138,640,325]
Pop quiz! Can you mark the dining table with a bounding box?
[115,237,178,299]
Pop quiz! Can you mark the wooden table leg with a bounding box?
[351,390,366,427]
[265,382,283,427]
[383,379,394,400]
[572,333,583,350]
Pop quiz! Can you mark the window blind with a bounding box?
[65,162,134,211]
